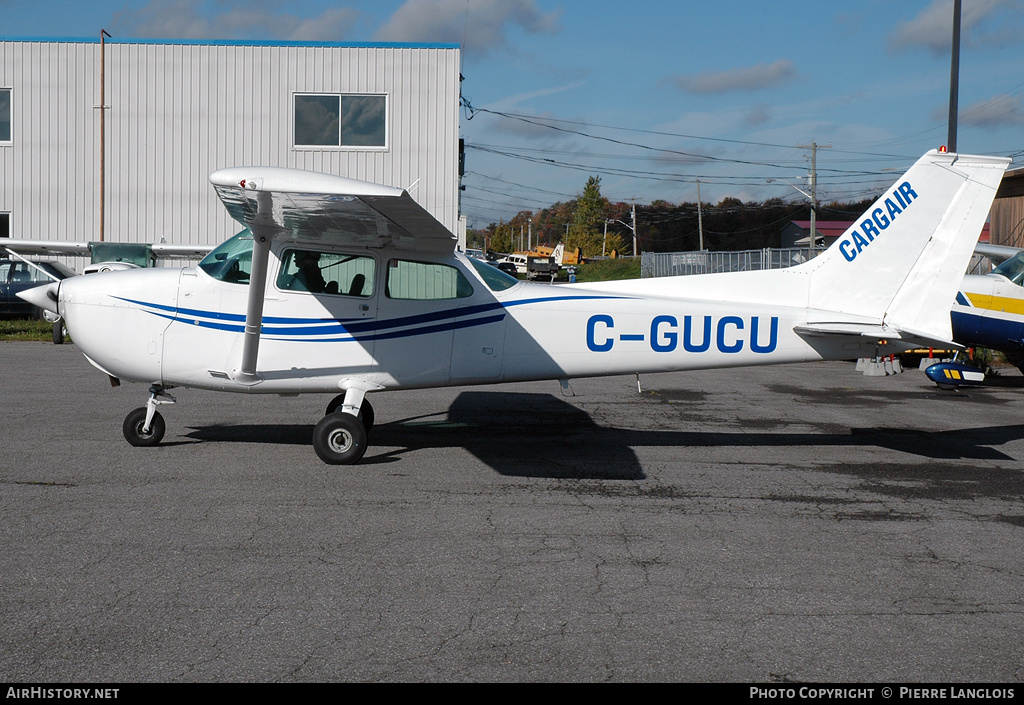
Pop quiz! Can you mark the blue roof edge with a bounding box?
[0,37,459,49]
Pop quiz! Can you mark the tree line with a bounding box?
[469,175,877,257]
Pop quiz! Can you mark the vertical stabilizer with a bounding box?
[802,150,1009,343]
[552,242,565,265]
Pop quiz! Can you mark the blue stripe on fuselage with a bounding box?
[113,293,631,342]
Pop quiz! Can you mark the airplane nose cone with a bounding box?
[16,282,60,315]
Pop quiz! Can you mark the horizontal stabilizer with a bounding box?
[794,323,960,351]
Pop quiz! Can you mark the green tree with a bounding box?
[567,176,615,257]
[532,200,574,246]
[485,221,512,254]
[482,210,535,255]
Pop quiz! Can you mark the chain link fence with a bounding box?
[641,248,813,278]
[641,248,996,278]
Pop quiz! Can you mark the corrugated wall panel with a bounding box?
[0,42,102,248]
[1,40,460,263]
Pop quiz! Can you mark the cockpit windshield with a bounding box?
[991,251,1024,286]
[467,256,519,291]
[198,229,253,284]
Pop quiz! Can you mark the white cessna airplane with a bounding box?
[19,149,1009,464]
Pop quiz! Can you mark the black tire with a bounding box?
[313,412,368,465]
[358,399,374,433]
[325,395,374,433]
[52,320,64,345]
[326,394,344,415]
[122,407,166,447]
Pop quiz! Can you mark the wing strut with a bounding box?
[233,191,280,385]
[1,247,64,282]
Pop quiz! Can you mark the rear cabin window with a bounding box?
[277,249,376,297]
[386,259,473,300]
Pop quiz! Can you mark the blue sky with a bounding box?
[3,0,1023,228]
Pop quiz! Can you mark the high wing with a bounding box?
[208,167,457,383]
[209,167,456,254]
[1,239,92,257]
[974,242,1022,265]
[1,238,213,259]
[2,238,214,289]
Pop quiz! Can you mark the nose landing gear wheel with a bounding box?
[123,407,166,447]
[313,412,368,465]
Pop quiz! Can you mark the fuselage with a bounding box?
[56,232,912,395]
[18,151,1011,464]
[952,272,1024,354]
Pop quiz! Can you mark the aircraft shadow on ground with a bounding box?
[185,391,1024,476]
[187,391,647,480]
[369,391,645,479]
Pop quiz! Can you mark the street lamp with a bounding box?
[767,177,818,259]
[606,207,638,257]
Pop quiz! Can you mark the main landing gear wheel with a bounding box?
[122,407,166,447]
[325,395,374,432]
[313,412,368,465]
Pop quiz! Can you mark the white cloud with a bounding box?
[669,59,796,95]
[111,0,361,41]
[374,0,561,57]
[889,0,1024,54]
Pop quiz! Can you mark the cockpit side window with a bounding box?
[277,249,376,297]
[198,230,253,285]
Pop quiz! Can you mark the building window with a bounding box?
[0,89,11,143]
[0,213,9,238]
[294,94,386,148]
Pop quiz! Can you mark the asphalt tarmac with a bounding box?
[2,342,1022,682]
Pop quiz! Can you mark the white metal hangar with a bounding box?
[0,38,462,261]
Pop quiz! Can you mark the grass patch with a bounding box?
[0,318,60,342]
[574,258,641,282]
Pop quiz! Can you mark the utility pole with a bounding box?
[696,179,704,251]
[631,202,637,256]
[795,142,830,258]
[948,0,961,152]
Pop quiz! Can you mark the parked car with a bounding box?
[489,260,519,277]
[0,258,76,318]
[497,253,528,276]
